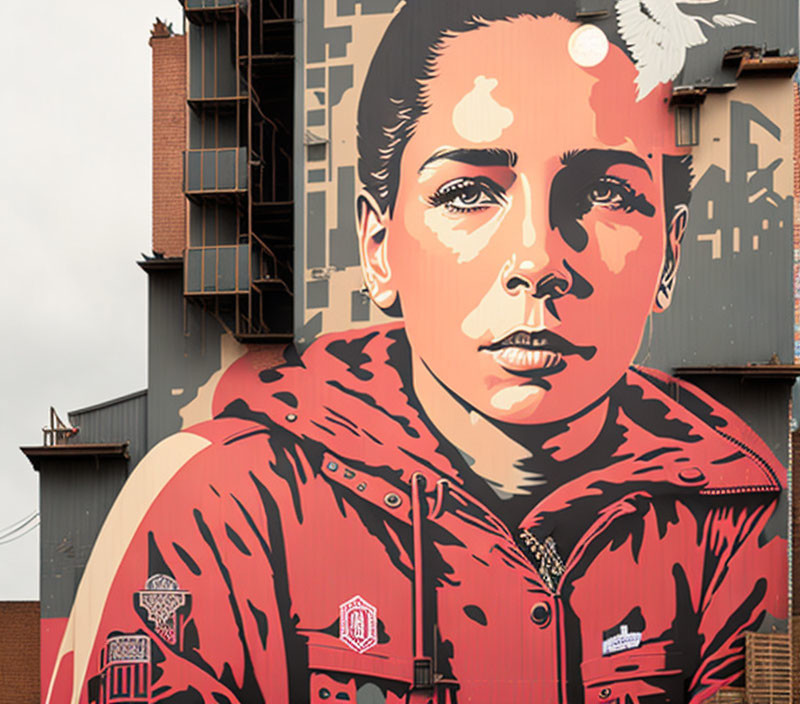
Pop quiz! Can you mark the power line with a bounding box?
[0,518,39,546]
[0,511,39,539]
[0,510,37,535]
[0,512,40,541]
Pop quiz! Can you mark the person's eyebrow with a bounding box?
[560,148,652,179]
[418,147,518,173]
[549,147,656,252]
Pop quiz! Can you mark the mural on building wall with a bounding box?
[692,101,791,261]
[45,1,792,703]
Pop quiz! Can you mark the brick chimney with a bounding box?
[149,19,186,259]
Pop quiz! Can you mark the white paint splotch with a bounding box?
[452,76,514,143]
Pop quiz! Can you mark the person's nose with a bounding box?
[500,173,572,300]
[504,269,572,299]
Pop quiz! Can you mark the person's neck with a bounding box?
[411,355,610,498]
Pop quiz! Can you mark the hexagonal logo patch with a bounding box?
[339,595,378,654]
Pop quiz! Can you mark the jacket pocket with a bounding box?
[308,642,414,704]
[308,641,415,684]
[582,650,686,704]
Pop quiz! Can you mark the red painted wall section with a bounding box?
[40,617,68,704]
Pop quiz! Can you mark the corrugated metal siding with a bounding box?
[38,455,128,619]
[680,0,798,88]
[680,375,791,546]
[69,390,147,470]
[639,232,794,368]
[685,375,791,466]
[635,77,795,370]
[146,268,226,451]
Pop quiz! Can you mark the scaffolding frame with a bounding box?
[181,0,294,342]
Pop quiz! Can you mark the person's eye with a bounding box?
[585,176,645,213]
[427,177,506,214]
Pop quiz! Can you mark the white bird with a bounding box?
[615,0,756,100]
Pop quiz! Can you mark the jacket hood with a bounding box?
[210,323,785,502]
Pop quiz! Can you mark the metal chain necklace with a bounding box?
[518,528,566,592]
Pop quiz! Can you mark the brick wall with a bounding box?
[150,25,187,259]
[794,81,799,365]
[0,602,40,703]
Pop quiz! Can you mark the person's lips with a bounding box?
[479,329,597,375]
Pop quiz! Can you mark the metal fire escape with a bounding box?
[181,0,293,342]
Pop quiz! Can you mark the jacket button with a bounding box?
[599,687,612,700]
[530,601,552,627]
[327,461,338,471]
[357,482,367,491]
[678,467,705,484]
[286,413,297,422]
[384,493,402,508]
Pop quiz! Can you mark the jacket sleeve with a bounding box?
[688,494,787,702]
[46,423,295,704]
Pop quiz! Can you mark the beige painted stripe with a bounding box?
[45,431,211,704]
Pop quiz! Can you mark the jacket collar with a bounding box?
[212,324,784,499]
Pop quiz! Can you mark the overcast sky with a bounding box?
[0,1,184,600]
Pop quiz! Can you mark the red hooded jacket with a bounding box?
[46,324,787,704]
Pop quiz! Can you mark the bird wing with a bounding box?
[712,13,756,27]
[616,0,705,98]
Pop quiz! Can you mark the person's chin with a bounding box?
[476,382,550,424]
[477,362,600,425]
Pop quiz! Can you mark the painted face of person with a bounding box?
[361,15,684,424]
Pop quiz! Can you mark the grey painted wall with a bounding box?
[39,456,128,619]
[680,374,792,543]
[69,390,147,471]
[638,99,794,370]
[687,375,792,468]
[146,268,227,451]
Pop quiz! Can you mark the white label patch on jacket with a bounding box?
[339,595,378,654]
[602,624,642,656]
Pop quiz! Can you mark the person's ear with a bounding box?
[357,193,398,311]
[653,204,688,312]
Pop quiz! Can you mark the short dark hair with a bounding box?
[356,0,691,230]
